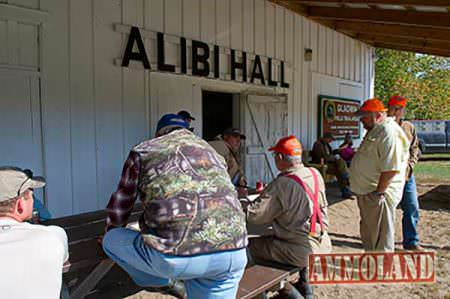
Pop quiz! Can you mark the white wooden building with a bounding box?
[0,0,375,217]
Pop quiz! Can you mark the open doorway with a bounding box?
[202,91,237,141]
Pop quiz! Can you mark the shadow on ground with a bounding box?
[324,183,347,206]
[86,265,146,299]
[418,184,450,211]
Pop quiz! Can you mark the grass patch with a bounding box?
[420,153,450,160]
[415,160,450,184]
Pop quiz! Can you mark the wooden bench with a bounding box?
[44,207,293,299]
[43,206,143,299]
[237,265,290,299]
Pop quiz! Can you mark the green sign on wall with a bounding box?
[318,95,361,140]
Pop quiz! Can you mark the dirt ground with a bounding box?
[315,182,450,299]
[93,179,449,299]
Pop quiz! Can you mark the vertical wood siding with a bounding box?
[0,0,374,216]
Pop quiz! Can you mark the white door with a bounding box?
[243,94,288,187]
[0,74,44,198]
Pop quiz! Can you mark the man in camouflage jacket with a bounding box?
[102,114,248,299]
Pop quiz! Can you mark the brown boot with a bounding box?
[292,268,314,299]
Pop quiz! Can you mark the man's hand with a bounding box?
[368,191,386,201]
[376,171,397,193]
[97,235,104,246]
[405,165,413,180]
[240,199,250,212]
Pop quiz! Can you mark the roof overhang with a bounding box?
[271,0,450,57]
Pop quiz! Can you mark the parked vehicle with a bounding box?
[411,120,450,153]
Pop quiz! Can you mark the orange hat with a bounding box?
[357,98,387,114]
[268,135,302,156]
[388,95,408,108]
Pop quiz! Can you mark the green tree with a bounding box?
[375,49,450,120]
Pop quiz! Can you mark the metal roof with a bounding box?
[271,0,450,57]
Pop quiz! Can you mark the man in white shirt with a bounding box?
[349,99,409,252]
[0,167,69,299]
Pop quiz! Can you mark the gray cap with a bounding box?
[177,110,196,121]
[0,167,45,202]
[223,127,246,140]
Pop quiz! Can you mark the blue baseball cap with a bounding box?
[156,114,189,135]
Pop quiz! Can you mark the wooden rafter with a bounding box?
[403,5,416,11]
[270,0,450,56]
[285,0,450,6]
[271,0,309,14]
[370,42,450,57]
[326,20,450,42]
[307,6,450,28]
[356,33,450,51]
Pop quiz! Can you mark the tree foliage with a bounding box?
[374,49,450,120]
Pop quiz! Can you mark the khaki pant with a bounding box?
[357,193,395,252]
[248,232,332,269]
[327,159,349,189]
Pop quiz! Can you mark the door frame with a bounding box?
[0,3,47,203]
[193,78,291,185]
[192,77,291,138]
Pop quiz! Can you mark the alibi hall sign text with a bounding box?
[115,24,290,88]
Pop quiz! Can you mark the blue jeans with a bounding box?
[400,174,420,247]
[103,228,247,299]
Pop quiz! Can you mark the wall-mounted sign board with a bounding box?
[318,95,361,139]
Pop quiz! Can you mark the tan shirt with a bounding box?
[349,117,410,207]
[209,138,247,186]
[400,120,420,178]
[247,164,329,243]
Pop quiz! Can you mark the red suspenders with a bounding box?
[284,168,324,237]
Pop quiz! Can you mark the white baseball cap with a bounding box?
[0,167,45,202]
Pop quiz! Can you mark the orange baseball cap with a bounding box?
[357,98,387,114]
[388,95,408,108]
[268,135,303,156]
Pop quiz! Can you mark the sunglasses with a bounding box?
[16,169,34,197]
[271,152,282,158]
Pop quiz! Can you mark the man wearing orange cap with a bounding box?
[246,135,331,299]
[388,95,422,250]
[349,98,410,252]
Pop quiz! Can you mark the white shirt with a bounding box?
[0,218,69,299]
[349,117,410,207]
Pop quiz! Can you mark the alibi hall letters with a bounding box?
[119,25,290,88]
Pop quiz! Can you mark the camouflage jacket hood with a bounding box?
[133,129,247,256]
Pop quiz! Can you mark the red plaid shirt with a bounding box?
[105,151,141,230]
